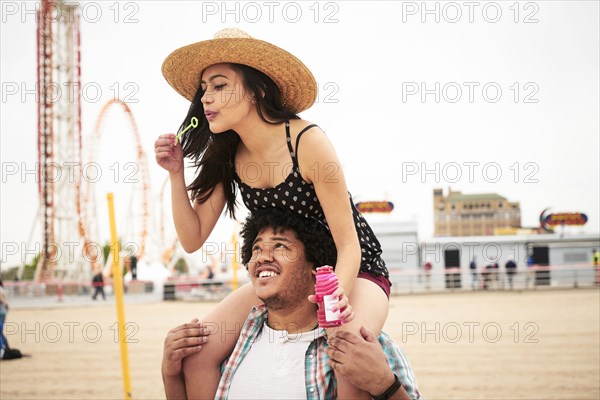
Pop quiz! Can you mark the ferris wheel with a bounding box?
[79,99,151,271]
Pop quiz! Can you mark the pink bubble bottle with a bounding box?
[315,266,343,328]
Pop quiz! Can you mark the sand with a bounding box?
[1,288,598,399]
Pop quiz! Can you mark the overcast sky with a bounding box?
[1,1,599,267]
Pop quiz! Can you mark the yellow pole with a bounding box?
[107,193,133,400]
[231,231,239,291]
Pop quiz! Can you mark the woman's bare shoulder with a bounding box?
[288,118,326,141]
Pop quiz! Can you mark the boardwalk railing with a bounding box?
[389,263,599,294]
[2,264,598,301]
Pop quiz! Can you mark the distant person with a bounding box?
[91,269,106,300]
[505,259,517,290]
[470,257,478,290]
[0,279,8,356]
[491,259,500,289]
[482,263,492,290]
[423,261,432,290]
[123,256,132,277]
[198,262,218,296]
[206,264,215,280]
[201,255,217,281]
[526,254,535,289]
[482,258,498,290]
[130,255,138,280]
[593,249,600,285]
[0,279,23,360]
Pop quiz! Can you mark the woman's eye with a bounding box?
[214,83,226,90]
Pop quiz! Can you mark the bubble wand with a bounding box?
[175,117,198,145]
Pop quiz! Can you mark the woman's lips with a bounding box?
[205,111,218,121]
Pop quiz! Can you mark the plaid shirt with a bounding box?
[216,305,422,399]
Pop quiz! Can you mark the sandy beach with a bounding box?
[1,288,598,399]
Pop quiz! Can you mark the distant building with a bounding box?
[434,188,521,236]
[420,232,600,290]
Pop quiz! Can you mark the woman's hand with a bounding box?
[162,319,209,379]
[155,133,184,175]
[308,285,355,324]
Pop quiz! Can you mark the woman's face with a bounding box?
[200,63,254,133]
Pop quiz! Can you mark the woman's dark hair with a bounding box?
[240,208,337,269]
[178,63,300,219]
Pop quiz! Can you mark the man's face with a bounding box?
[247,227,315,310]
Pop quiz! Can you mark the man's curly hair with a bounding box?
[240,208,337,269]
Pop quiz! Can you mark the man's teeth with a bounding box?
[259,270,278,278]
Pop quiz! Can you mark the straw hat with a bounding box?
[162,28,317,114]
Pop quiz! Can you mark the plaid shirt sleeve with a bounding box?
[314,331,423,400]
[378,332,423,400]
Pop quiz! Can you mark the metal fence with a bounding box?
[389,263,599,294]
[2,264,598,302]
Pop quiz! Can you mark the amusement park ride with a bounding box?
[34,0,151,282]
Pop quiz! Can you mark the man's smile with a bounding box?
[254,265,281,282]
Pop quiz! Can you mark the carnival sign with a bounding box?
[355,201,394,213]
[540,208,588,231]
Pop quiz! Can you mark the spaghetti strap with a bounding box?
[294,124,318,166]
[284,121,295,159]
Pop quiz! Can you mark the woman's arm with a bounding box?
[169,170,226,252]
[156,133,227,253]
[296,126,362,296]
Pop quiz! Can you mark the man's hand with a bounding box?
[162,319,209,378]
[327,326,396,396]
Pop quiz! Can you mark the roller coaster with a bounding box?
[34,0,153,282]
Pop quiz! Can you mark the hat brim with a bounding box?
[162,38,317,114]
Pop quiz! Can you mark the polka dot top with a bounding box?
[233,121,389,278]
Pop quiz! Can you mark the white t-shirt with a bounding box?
[227,322,320,399]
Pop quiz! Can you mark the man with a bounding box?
[422,261,432,290]
[0,279,8,357]
[91,268,105,300]
[469,257,478,290]
[162,209,421,399]
[505,259,517,290]
[593,249,599,285]
[526,254,535,289]
[0,279,23,360]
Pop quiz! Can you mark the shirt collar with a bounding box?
[251,304,327,341]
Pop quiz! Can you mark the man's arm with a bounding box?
[162,320,209,400]
[327,326,420,400]
[163,374,188,400]
[368,372,411,400]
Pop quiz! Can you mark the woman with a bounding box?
[158,28,391,399]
